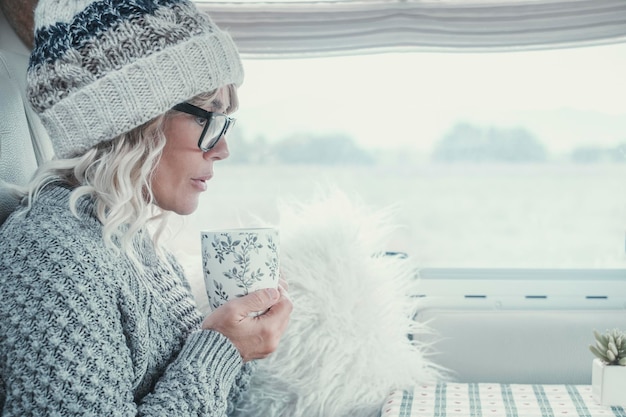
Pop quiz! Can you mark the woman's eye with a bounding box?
[195,117,207,126]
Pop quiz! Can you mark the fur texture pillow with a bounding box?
[234,190,446,417]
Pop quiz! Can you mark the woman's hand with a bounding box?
[201,280,292,362]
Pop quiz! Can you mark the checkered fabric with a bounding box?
[381,383,626,417]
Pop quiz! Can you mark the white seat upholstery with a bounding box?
[0,9,52,225]
[0,50,39,224]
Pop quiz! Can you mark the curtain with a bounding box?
[197,0,626,57]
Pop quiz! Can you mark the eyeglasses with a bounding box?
[171,102,236,152]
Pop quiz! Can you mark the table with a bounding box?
[381,383,626,417]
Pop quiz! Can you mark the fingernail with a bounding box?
[266,288,279,300]
[279,288,292,302]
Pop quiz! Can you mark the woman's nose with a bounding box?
[204,136,230,161]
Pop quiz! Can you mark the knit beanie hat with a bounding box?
[27,0,244,159]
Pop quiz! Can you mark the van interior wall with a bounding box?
[416,269,626,384]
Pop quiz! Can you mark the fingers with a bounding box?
[264,286,293,315]
[279,270,289,291]
[236,288,280,317]
[251,290,293,359]
[262,298,292,341]
[201,285,293,362]
[277,278,291,302]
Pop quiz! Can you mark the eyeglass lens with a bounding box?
[201,115,230,150]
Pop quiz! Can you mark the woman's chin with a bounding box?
[157,196,200,216]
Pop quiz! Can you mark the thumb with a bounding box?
[238,288,280,314]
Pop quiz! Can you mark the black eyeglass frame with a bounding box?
[171,102,236,152]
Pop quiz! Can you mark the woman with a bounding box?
[0,0,292,416]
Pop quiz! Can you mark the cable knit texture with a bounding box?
[0,184,252,416]
[27,0,244,159]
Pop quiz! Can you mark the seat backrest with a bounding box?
[0,50,38,225]
[0,10,52,226]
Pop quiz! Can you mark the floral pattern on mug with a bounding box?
[202,229,279,311]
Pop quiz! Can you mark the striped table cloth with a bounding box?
[381,383,626,417]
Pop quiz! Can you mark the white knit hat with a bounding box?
[27,0,244,159]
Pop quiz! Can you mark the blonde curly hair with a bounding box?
[15,85,238,268]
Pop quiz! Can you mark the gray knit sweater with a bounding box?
[0,183,252,416]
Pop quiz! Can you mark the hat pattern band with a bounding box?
[28,0,212,113]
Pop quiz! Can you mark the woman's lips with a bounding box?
[191,175,212,191]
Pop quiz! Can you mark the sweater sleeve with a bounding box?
[138,331,245,416]
[161,249,256,416]
[0,261,245,417]
[226,362,256,415]
[0,237,245,417]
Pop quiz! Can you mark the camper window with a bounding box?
[167,43,626,275]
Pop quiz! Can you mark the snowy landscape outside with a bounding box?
[162,43,626,287]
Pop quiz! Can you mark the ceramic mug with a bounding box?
[201,227,280,314]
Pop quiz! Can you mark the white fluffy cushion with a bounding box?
[234,190,446,417]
